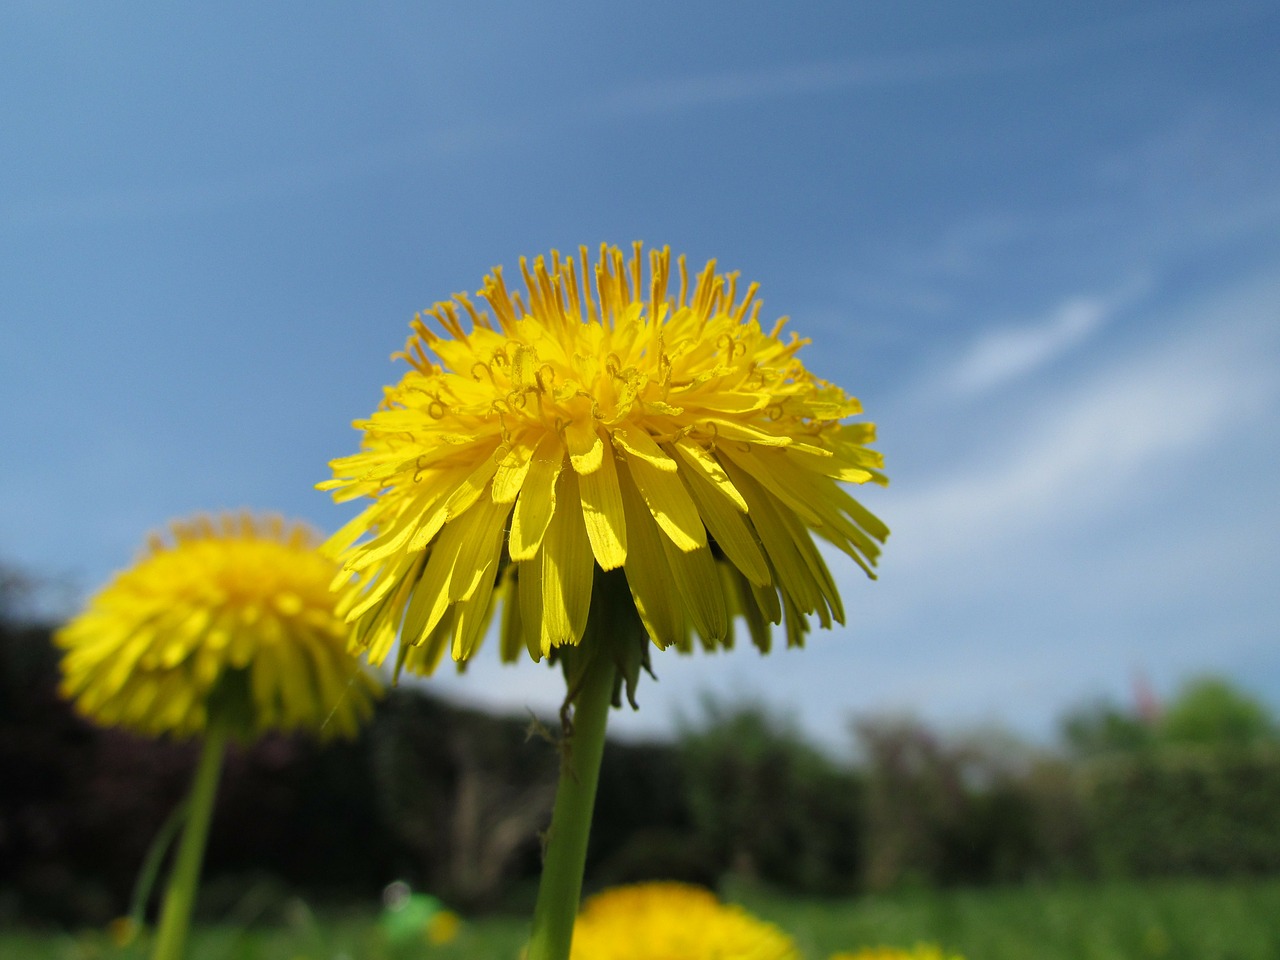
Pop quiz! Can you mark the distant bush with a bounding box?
[1161,676,1277,748]
[679,699,864,894]
[853,718,1084,890]
[1062,674,1280,878]
[366,689,558,911]
[590,740,716,888]
[1084,745,1280,876]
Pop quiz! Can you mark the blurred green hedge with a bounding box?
[3,568,1279,925]
[1085,746,1280,876]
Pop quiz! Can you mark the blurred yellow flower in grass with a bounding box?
[106,916,139,948]
[427,909,462,945]
[56,512,380,739]
[830,946,964,960]
[57,512,380,960]
[323,243,887,687]
[569,882,800,960]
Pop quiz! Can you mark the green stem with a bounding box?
[151,725,228,960]
[527,652,616,960]
[130,795,190,933]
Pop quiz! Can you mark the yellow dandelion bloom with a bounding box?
[569,882,800,960]
[106,916,139,948]
[830,946,965,960]
[56,512,381,739]
[323,243,887,688]
[426,909,461,945]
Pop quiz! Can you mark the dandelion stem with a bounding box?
[527,651,616,960]
[151,724,227,960]
[130,794,190,934]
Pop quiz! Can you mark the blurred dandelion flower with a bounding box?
[56,512,380,739]
[106,916,139,948]
[426,909,461,945]
[569,882,800,960]
[323,243,887,690]
[56,511,380,960]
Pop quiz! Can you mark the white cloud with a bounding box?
[892,285,1276,573]
[947,295,1113,396]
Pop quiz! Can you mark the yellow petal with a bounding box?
[612,424,678,471]
[672,438,747,511]
[536,471,594,653]
[517,555,545,661]
[444,450,502,518]
[718,445,822,526]
[566,417,605,474]
[786,444,880,483]
[446,495,513,601]
[491,436,536,503]
[497,575,525,663]
[509,433,565,560]
[321,503,378,557]
[452,568,500,661]
[620,445,706,552]
[404,607,455,677]
[677,465,770,587]
[722,460,824,619]
[578,436,628,570]
[660,538,728,645]
[399,536,460,648]
[618,460,685,648]
[697,417,792,446]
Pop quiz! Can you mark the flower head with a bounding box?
[56,512,380,739]
[569,882,800,960]
[323,244,887,691]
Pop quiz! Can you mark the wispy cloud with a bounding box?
[592,3,1269,117]
[946,285,1142,397]
[881,273,1279,582]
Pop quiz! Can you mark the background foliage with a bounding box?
[3,568,1279,928]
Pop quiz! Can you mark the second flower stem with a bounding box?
[152,724,228,960]
[527,651,616,960]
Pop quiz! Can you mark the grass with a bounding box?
[737,877,1280,959]
[4,877,1279,960]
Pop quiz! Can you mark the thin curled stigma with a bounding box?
[535,363,557,394]
[716,333,748,361]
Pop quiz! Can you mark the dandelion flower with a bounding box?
[322,243,887,690]
[56,512,380,740]
[569,882,800,960]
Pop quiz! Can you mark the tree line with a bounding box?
[2,566,1278,927]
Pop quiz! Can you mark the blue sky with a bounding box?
[4,2,1278,750]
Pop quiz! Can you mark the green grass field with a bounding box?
[5,877,1279,960]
